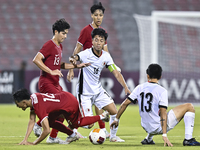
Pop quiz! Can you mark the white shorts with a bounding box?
[77,89,114,117]
[148,109,179,135]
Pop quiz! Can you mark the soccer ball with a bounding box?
[89,128,106,145]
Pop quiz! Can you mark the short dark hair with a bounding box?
[146,64,162,79]
[13,88,30,102]
[52,18,70,35]
[91,28,108,41]
[90,2,105,14]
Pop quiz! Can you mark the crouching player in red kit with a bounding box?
[13,89,109,145]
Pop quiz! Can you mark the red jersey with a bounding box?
[77,24,107,50]
[31,91,80,126]
[39,40,63,85]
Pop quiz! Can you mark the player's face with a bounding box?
[15,100,27,111]
[56,29,68,44]
[91,9,104,27]
[92,35,105,52]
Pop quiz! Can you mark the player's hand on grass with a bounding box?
[19,140,33,145]
[162,136,173,147]
[110,120,119,129]
[67,69,74,82]
[50,69,63,77]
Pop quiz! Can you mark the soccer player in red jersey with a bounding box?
[67,2,120,139]
[32,18,89,143]
[13,89,109,145]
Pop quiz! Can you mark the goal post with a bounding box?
[134,11,200,103]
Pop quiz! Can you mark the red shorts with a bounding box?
[48,110,81,129]
[39,82,63,93]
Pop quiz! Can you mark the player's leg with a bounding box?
[63,110,109,144]
[171,103,200,146]
[65,94,93,140]
[96,89,124,142]
[78,112,109,127]
[48,112,73,136]
[94,106,110,138]
[142,103,196,145]
[103,102,124,142]
[77,94,94,128]
[48,111,80,144]
[141,135,155,145]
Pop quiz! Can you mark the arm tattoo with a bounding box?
[160,118,165,127]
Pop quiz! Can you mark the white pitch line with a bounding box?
[1,135,200,138]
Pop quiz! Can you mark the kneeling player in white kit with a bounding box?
[69,28,131,142]
[110,63,200,146]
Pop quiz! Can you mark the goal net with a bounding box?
[134,11,200,103]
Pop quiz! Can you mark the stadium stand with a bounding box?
[1,0,200,71]
[0,0,123,70]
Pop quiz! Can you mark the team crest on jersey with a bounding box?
[102,61,106,66]
[85,108,90,113]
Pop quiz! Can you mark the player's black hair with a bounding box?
[90,2,105,14]
[91,28,108,41]
[52,18,70,35]
[146,64,162,79]
[13,88,30,102]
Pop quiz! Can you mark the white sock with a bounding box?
[73,128,77,133]
[69,132,76,137]
[145,134,154,142]
[101,128,106,131]
[184,112,195,140]
[109,114,118,138]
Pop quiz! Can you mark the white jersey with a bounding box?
[76,48,114,95]
[128,82,168,134]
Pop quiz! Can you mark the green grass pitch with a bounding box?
[0,104,200,150]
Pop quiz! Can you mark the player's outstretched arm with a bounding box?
[111,69,131,95]
[160,107,173,147]
[110,98,132,129]
[19,111,36,145]
[33,118,50,145]
[61,62,91,69]
[67,42,82,82]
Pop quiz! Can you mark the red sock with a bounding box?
[79,116,100,127]
[50,117,64,138]
[98,120,105,129]
[50,120,73,136]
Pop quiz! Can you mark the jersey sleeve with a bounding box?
[128,85,139,104]
[31,94,48,123]
[77,28,89,46]
[77,50,89,63]
[39,42,51,59]
[106,53,114,66]
[159,90,168,108]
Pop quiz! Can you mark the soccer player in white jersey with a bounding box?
[110,64,200,146]
[69,28,131,142]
